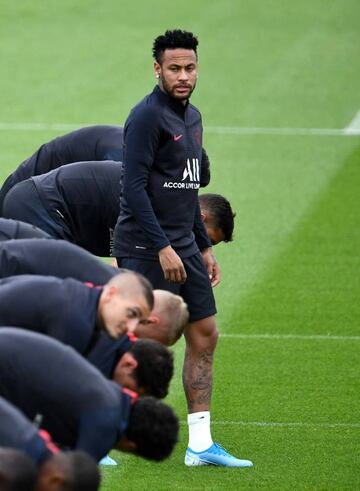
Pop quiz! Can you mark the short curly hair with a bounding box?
[126,397,179,461]
[152,29,198,63]
[130,339,174,398]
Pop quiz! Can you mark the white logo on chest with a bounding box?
[182,158,200,182]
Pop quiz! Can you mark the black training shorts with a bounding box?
[118,252,217,323]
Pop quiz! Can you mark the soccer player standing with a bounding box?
[113,29,252,467]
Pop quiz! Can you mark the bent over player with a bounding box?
[0,329,179,462]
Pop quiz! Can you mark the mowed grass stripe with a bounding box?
[220,142,360,335]
[220,333,360,341]
[211,135,357,324]
[1,121,360,136]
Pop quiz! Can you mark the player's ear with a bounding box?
[200,210,207,222]
[146,314,160,327]
[103,285,118,302]
[154,61,161,79]
[122,352,138,370]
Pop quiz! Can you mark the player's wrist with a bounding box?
[158,244,172,255]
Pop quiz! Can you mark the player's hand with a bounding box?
[202,247,221,287]
[158,245,187,284]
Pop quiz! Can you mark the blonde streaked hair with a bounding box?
[154,290,189,345]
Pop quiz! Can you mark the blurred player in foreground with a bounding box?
[0,396,100,490]
[0,329,179,463]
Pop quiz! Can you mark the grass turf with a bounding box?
[0,1,359,489]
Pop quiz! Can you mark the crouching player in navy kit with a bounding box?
[0,397,100,491]
[2,161,122,257]
[0,238,118,283]
[0,271,153,349]
[0,238,189,346]
[113,29,252,467]
[0,217,51,241]
[0,125,124,214]
[0,329,179,463]
[0,272,174,400]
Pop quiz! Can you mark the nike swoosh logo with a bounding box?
[173,134,183,141]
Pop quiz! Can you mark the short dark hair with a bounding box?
[152,29,198,63]
[44,452,100,491]
[67,451,101,491]
[199,193,236,242]
[126,397,179,461]
[0,448,37,491]
[130,339,174,399]
[200,147,211,187]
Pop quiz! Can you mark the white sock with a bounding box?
[187,411,213,452]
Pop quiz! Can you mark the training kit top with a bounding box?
[0,217,51,240]
[31,160,123,256]
[113,85,211,260]
[0,329,132,461]
[0,396,58,465]
[0,125,124,212]
[0,239,117,284]
[0,275,102,354]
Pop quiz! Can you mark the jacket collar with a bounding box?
[152,85,188,114]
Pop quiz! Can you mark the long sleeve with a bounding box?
[122,108,170,251]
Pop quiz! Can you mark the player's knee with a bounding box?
[208,324,219,348]
[185,316,218,349]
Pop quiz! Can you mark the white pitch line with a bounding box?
[205,126,354,136]
[180,420,360,429]
[0,122,359,136]
[0,122,83,132]
[220,333,360,341]
[343,109,360,135]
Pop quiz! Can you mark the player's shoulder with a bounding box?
[128,90,164,121]
[188,102,202,119]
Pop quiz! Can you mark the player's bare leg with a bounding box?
[183,316,217,413]
[183,316,253,467]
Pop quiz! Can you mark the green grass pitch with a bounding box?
[1,1,359,489]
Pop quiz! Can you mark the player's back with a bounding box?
[0,125,124,213]
[0,328,123,451]
[33,160,123,256]
[0,217,51,240]
[0,274,101,352]
[0,239,116,283]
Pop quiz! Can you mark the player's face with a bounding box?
[116,434,136,454]
[205,225,225,246]
[155,48,198,102]
[113,352,145,394]
[102,291,151,339]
